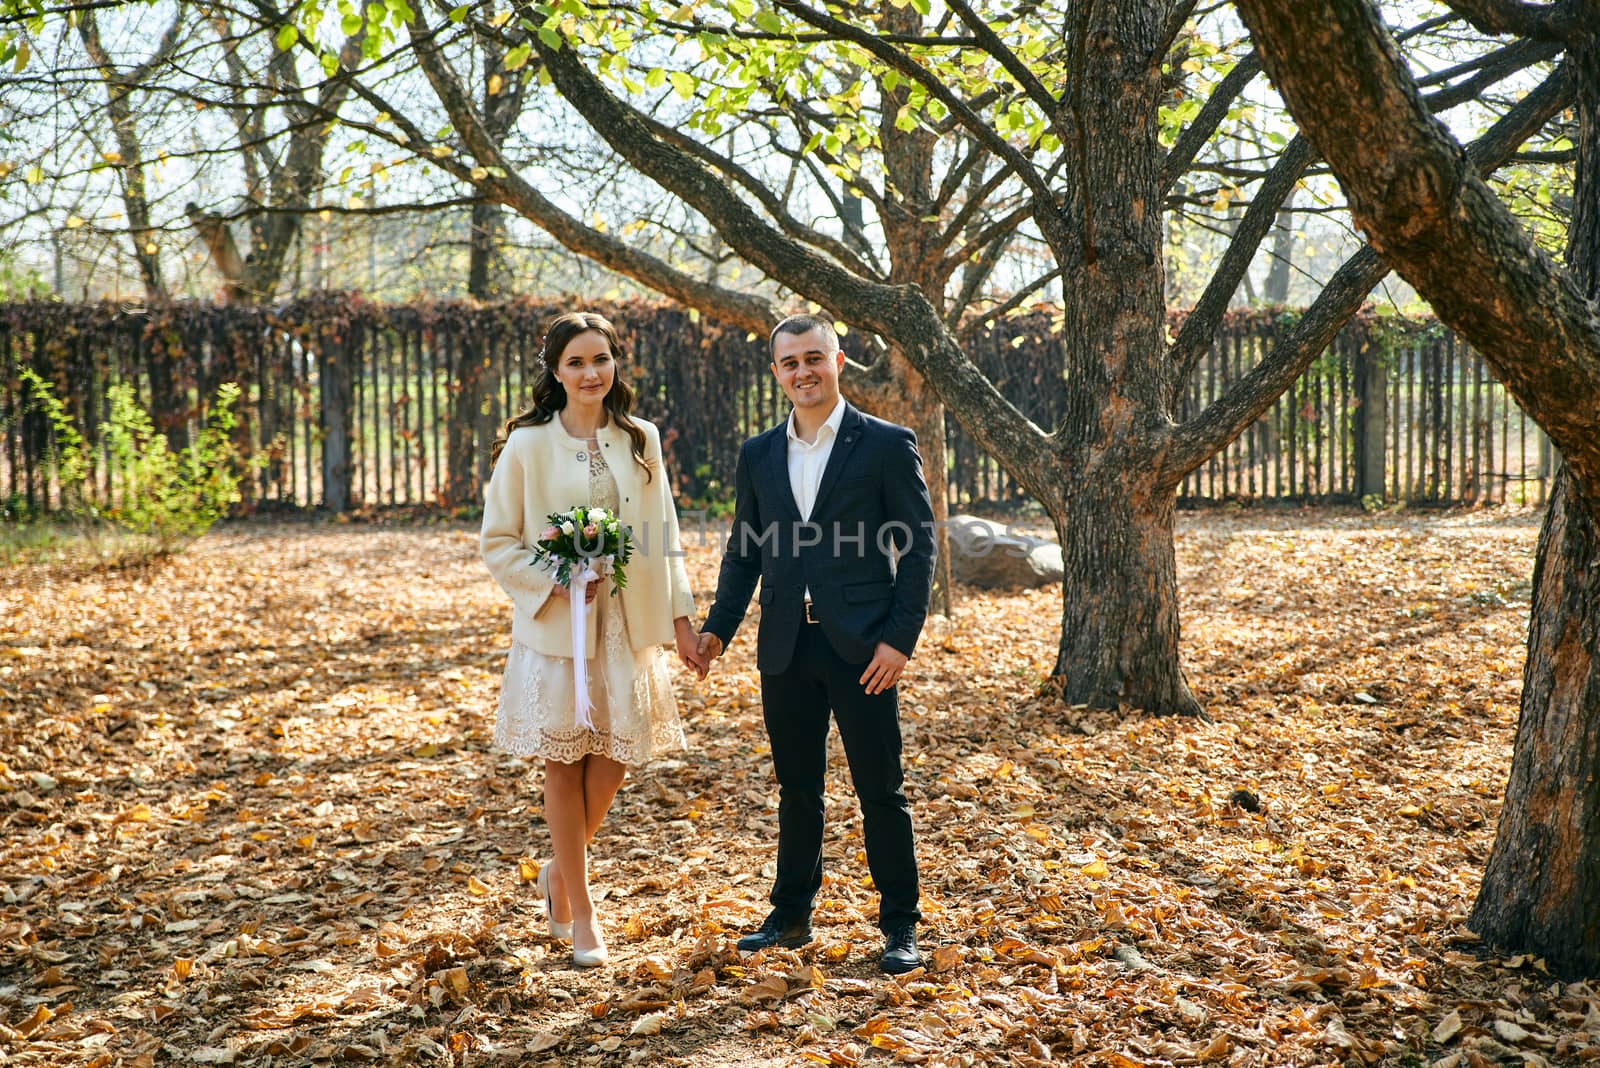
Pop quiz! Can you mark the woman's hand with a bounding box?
[674,616,709,679]
[550,578,600,604]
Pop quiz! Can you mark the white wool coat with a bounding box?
[480,418,695,659]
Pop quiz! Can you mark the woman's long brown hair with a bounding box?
[489,312,654,482]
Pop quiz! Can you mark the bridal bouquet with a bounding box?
[532,506,634,731]
[532,505,634,594]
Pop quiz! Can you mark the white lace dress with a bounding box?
[493,436,687,766]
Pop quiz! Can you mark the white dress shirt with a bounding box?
[787,396,846,602]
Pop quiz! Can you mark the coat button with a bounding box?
[576,451,587,462]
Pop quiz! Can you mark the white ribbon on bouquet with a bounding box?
[567,556,613,732]
[569,562,599,731]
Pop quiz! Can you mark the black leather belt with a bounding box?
[804,600,820,624]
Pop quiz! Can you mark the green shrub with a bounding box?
[17,369,249,560]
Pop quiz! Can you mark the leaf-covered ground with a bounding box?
[4,507,1593,1068]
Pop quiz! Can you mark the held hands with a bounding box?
[860,642,908,695]
[692,631,724,680]
[676,618,712,679]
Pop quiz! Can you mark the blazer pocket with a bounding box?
[842,581,893,604]
[758,587,775,605]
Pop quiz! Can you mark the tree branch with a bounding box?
[395,10,776,332]
[1160,53,1262,195]
[634,109,879,279]
[770,0,1065,247]
[529,27,1055,498]
[1442,0,1588,44]
[1169,3,1597,490]
[957,268,1062,339]
[1165,33,1564,394]
[1165,134,1315,386]
[943,0,1059,115]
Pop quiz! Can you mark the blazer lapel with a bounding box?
[811,404,863,515]
[763,423,803,520]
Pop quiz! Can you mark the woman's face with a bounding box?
[553,329,616,405]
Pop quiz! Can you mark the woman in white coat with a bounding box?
[481,311,702,967]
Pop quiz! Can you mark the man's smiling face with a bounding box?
[771,326,845,411]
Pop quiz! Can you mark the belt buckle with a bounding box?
[804,600,819,624]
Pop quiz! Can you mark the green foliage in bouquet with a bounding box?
[532,505,634,595]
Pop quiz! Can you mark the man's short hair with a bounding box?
[769,313,840,359]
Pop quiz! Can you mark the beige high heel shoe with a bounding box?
[571,918,609,968]
[536,863,573,941]
[571,942,609,968]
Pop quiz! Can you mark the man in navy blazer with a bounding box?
[697,314,935,974]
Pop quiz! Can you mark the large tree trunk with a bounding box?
[868,7,955,615]
[1469,22,1600,977]
[1050,471,1200,717]
[1469,471,1600,975]
[890,359,953,618]
[1046,1,1199,717]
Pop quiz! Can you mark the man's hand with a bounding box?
[695,631,724,673]
[859,642,908,695]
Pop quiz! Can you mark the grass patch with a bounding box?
[1,517,184,569]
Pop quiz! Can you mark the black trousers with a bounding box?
[760,619,921,933]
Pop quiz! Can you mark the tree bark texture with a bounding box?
[1469,20,1600,977]
[847,348,954,617]
[1054,469,1197,716]
[1470,470,1600,976]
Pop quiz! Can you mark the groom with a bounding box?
[697,314,935,975]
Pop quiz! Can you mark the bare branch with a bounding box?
[1160,53,1263,195]
[1159,33,1584,487]
[1442,0,1588,43]
[957,268,1061,339]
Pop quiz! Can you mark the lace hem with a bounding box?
[495,722,685,765]
[492,615,686,766]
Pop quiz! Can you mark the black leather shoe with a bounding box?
[737,911,812,953]
[879,924,922,974]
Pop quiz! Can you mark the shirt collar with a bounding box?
[786,395,847,445]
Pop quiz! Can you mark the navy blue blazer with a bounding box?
[703,403,935,675]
